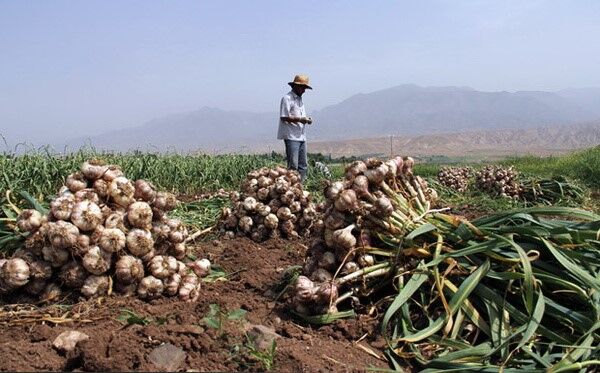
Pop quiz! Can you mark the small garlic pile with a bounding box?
[288,156,437,315]
[0,160,211,302]
[437,166,473,192]
[475,165,522,199]
[219,166,320,242]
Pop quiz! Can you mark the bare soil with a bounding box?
[0,237,391,372]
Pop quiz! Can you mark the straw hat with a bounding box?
[288,74,313,89]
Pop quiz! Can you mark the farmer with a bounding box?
[278,74,313,183]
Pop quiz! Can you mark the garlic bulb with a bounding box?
[243,197,257,212]
[74,188,100,204]
[108,176,135,207]
[166,219,188,243]
[75,233,91,253]
[140,248,156,263]
[341,261,360,275]
[280,190,295,205]
[42,246,70,268]
[102,165,123,181]
[170,243,187,260]
[315,281,339,305]
[276,207,293,221]
[114,282,137,296]
[24,230,45,255]
[325,181,345,201]
[104,211,126,231]
[153,192,177,211]
[25,279,47,295]
[59,261,87,288]
[47,221,79,249]
[151,221,171,240]
[188,258,211,277]
[82,246,112,275]
[148,255,178,279]
[17,209,43,233]
[95,229,125,255]
[163,273,182,296]
[318,251,337,270]
[137,276,164,299]
[71,200,103,231]
[311,268,333,282]
[294,276,316,303]
[238,216,253,233]
[134,179,157,202]
[256,203,271,217]
[115,255,144,284]
[29,260,53,280]
[127,201,153,229]
[257,187,270,201]
[81,159,108,180]
[40,283,62,302]
[334,190,358,212]
[302,206,317,221]
[289,201,302,214]
[126,229,154,256]
[81,275,110,298]
[332,224,357,250]
[93,179,109,198]
[402,156,414,174]
[264,213,279,230]
[357,254,375,268]
[280,220,298,238]
[65,172,87,192]
[1,258,30,288]
[50,194,75,221]
[178,273,200,302]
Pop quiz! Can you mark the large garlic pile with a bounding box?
[437,166,473,192]
[289,156,437,315]
[0,160,211,302]
[219,166,320,242]
[474,165,522,199]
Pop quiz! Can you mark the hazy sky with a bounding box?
[1,0,600,145]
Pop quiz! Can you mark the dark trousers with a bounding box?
[284,139,307,183]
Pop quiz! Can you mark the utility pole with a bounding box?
[390,135,393,158]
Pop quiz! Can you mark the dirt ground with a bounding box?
[0,237,392,372]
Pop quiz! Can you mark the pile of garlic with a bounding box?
[0,160,211,302]
[289,156,437,315]
[219,166,321,242]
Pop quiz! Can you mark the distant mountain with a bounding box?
[310,122,600,159]
[65,107,277,153]
[310,85,596,140]
[63,84,600,152]
[557,87,600,117]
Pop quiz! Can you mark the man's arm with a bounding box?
[280,96,312,124]
[280,116,311,124]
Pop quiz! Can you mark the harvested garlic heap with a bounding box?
[437,166,473,193]
[0,160,211,302]
[219,166,321,242]
[475,165,522,199]
[288,156,438,315]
